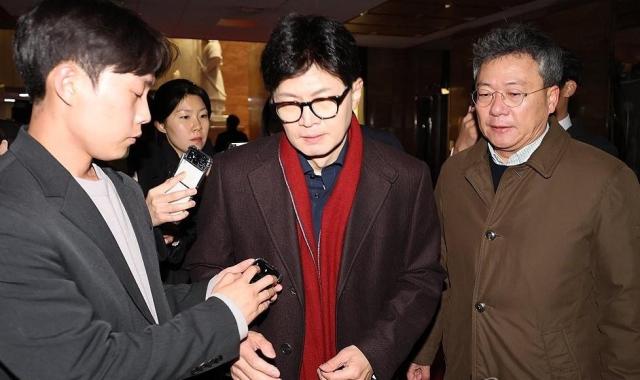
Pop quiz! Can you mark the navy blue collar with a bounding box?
[298,140,348,175]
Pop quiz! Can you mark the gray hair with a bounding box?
[472,23,563,87]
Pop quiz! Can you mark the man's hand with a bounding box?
[0,139,8,155]
[213,263,282,325]
[317,345,373,380]
[452,106,479,155]
[406,363,430,380]
[145,172,197,226]
[231,331,281,380]
[209,259,255,292]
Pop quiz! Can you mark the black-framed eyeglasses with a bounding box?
[471,86,551,108]
[272,87,351,123]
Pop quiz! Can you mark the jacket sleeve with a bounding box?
[592,164,640,377]
[413,239,448,365]
[0,209,239,380]
[164,280,209,314]
[412,179,449,365]
[354,163,446,379]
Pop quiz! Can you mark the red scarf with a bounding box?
[279,115,363,379]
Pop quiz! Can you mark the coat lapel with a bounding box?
[104,169,172,323]
[58,174,157,324]
[338,141,396,297]
[462,120,569,206]
[463,141,495,207]
[248,138,304,307]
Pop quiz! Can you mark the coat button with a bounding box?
[279,343,293,355]
[485,230,497,240]
[475,302,486,313]
[288,286,297,296]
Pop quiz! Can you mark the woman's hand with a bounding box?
[146,172,197,226]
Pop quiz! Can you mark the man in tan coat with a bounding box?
[408,24,640,379]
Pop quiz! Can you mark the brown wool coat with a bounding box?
[416,121,640,379]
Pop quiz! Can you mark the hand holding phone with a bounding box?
[145,174,197,226]
[166,146,212,202]
[251,258,282,284]
[212,259,282,325]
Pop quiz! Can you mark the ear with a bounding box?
[560,80,577,98]
[546,85,560,115]
[154,121,167,134]
[350,77,364,111]
[49,62,82,107]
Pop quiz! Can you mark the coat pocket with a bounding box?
[541,329,580,380]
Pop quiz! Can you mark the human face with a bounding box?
[71,68,153,162]
[155,94,210,156]
[474,54,559,160]
[272,64,362,172]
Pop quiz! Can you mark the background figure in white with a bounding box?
[199,40,227,117]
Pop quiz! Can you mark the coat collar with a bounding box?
[525,119,570,179]
[462,119,570,204]
[11,128,159,324]
[247,134,398,304]
[462,139,494,206]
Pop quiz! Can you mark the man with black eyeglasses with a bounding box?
[408,24,640,380]
[187,14,445,380]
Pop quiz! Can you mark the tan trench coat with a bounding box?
[416,122,640,379]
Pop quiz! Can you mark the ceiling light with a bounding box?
[440,88,450,95]
[444,3,452,8]
[19,93,29,98]
[4,98,16,103]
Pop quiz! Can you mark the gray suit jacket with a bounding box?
[0,130,239,379]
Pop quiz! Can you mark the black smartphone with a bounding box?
[166,145,212,201]
[251,258,282,284]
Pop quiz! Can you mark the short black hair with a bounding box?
[226,114,240,129]
[150,79,211,124]
[472,23,563,87]
[560,49,583,86]
[260,13,361,93]
[13,0,176,102]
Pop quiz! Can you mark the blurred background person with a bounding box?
[214,114,248,152]
[555,48,618,156]
[131,78,215,284]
